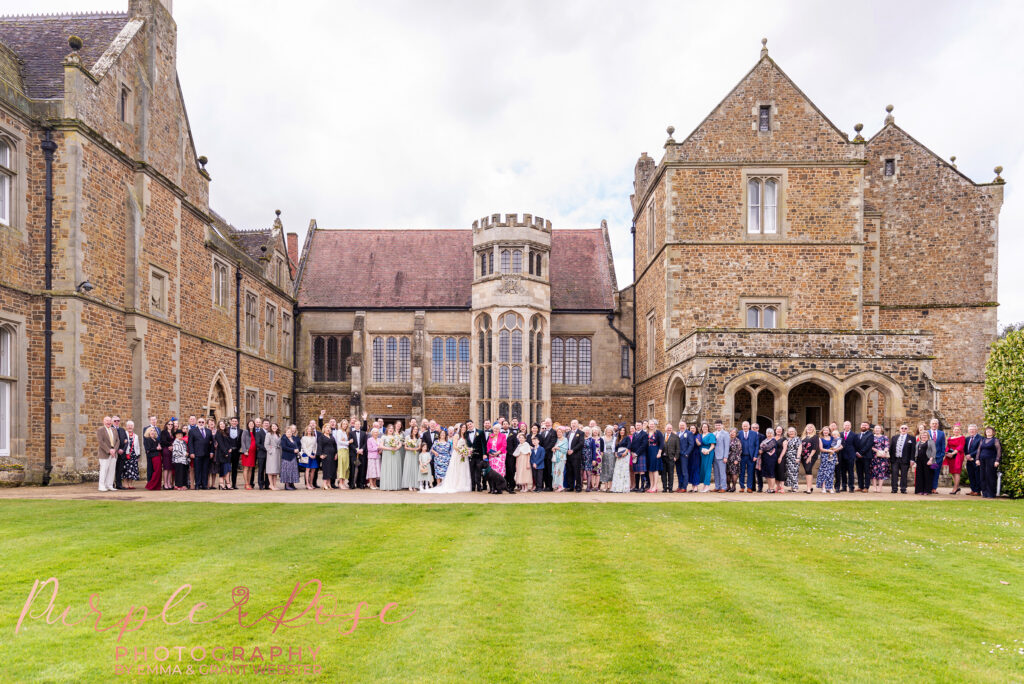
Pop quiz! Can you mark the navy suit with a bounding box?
[930,429,946,492]
[964,434,982,494]
[837,430,858,491]
[630,431,648,489]
[855,430,874,490]
[677,430,695,490]
[188,426,213,489]
[738,430,760,491]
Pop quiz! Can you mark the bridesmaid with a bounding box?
[379,424,403,491]
[432,428,453,484]
[552,427,568,492]
[870,424,890,493]
[611,426,631,493]
[265,423,282,490]
[366,427,382,489]
[402,425,422,491]
[335,418,351,489]
[600,425,616,492]
[944,423,966,495]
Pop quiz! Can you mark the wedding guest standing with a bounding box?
[335,418,351,490]
[366,427,382,489]
[120,421,140,489]
[738,421,759,494]
[214,420,233,490]
[783,427,802,493]
[552,427,568,492]
[144,426,162,491]
[646,420,665,493]
[944,423,966,495]
[773,426,787,488]
[300,425,318,490]
[530,435,546,492]
[726,427,741,493]
[265,423,282,490]
[255,420,270,490]
[677,422,694,493]
[379,424,403,491]
[914,424,936,495]
[539,419,557,491]
[349,420,367,489]
[240,420,257,490]
[870,424,890,494]
[432,428,453,484]
[928,418,946,495]
[171,429,189,490]
[963,424,983,496]
[317,422,339,490]
[698,423,716,493]
[712,420,729,493]
[815,426,839,494]
[800,424,818,493]
[402,425,421,492]
[612,426,631,493]
[279,425,301,490]
[978,426,1002,499]
[888,424,913,494]
[631,422,648,492]
[855,422,874,493]
[837,421,857,493]
[160,419,175,491]
[759,429,779,494]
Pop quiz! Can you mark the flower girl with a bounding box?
[417,443,433,491]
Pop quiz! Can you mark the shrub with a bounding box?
[983,328,1024,497]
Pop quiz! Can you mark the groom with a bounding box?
[466,420,487,491]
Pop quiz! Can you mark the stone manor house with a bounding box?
[0,4,1002,483]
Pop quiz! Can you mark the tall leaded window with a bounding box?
[385,337,398,382]
[501,249,510,274]
[564,338,577,385]
[550,337,591,385]
[579,338,591,384]
[212,259,229,308]
[620,344,630,378]
[0,326,11,457]
[745,304,779,329]
[534,252,543,277]
[551,338,564,384]
[399,337,410,381]
[480,252,488,276]
[747,176,779,234]
[511,250,522,273]
[265,303,277,356]
[313,336,326,382]
[499,366,509,399]
[245,293,258,347]
[372,337,385,382]
[476,315,492,423]
[445,336,457,383]
[458,337,470,383]
[758,105,771,132]
[0,140,11,226]
[432,337,443,380]
[496,312,523,409]
[647,202,656,256]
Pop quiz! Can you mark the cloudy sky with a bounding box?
[9,0,1024,324]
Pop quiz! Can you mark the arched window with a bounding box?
[0,139,11,226]
[480,252,488,276]
[0,326,12,457]
[747,176,779,234]
[432,337,443,380]
[476,315,493,423]
[535,253,542,277]
[510,329,522,363]
[511,249,522,273]
[500,249,510,273]
[372,337,384,383]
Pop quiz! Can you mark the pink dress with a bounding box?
[487,434,507,477]
[367,437,381,478]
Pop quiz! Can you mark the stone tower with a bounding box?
[470,213,552,425]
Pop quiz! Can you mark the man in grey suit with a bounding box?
[96,416,118,492]
[713,419,731,493]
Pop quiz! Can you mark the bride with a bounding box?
[424,423,472,493]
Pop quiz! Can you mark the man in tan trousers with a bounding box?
[97,416,118,492]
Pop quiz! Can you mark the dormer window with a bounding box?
[758,105,771,132]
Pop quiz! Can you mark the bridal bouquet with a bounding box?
[457,444,470,463]
[405,437,419,451]
[382,435,401,451]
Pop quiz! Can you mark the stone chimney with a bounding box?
[286,232,299,268]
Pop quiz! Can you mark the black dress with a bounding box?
[915,440,932,494]
[317,432,338,485]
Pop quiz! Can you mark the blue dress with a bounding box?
[816,436,838,490]
[646,431,663,473]
[700,433,717,486]
[432,440,452,478]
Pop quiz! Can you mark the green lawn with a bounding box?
[1,500,1023,683]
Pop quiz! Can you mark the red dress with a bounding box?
[944,434,965,474]
[241,431,257,468]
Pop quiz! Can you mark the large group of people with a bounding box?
[94,411,1006,498]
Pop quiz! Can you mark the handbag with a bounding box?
[298,452,310,466]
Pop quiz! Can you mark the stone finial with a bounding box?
[760,37,768,58]
[994,165,1004,184]
[950,155,957,169]
[275,209,281,217]
[664,125,676,147]
[197,155,208,169]
[884,104,894,125]
[68,35,83,51]
[852,123,864,143]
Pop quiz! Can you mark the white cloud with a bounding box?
[5,0,1022,324]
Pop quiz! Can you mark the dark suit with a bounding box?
[226,426,242,487]
[678,429,695,490]
[630,431,648,489]
[964,434,982,495]
[538,428,557,490]
[188,426,213,489]
[565,429,585,491]
[855,430,874,490]
[663,432,680,491]
[255,428,269,489]
[929,429,946,493]
[143,430,161,484]
[349,428,368,488]
[837,430,858,491]
[466,429,487,491]
[888,432,915,493]
[738,430,760,491]
[505,429,520,491]
[113,426,128,488]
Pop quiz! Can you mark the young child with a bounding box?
[530,435,546,493]
[417,442,433,491]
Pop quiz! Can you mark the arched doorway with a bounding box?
[666,374,685,426]
[788,381,832,431]
[206,371,233,423]
[723,372,784,430]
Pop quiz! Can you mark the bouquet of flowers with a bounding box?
[382,435,400,451]
[405,437,419,452]
[457,443,470,463]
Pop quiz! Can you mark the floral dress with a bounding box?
[816,437,839,490]
[600,437,616,483]
[124,435,140,481]
[583,438,597,472]
[784,437,801,490]
[871,434,890,479]
[433,439,452,478]
[727,438,741,476]
[552,437,568,486]
[612,442,631,492]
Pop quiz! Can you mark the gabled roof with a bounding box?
[296,228,615,311]
[0,12,131,99]
[865,122,987,186]
[232,228,273,263]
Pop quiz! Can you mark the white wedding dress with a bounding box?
[423,440,472,493]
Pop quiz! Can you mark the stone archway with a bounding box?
[838,371,906,432]
[723,370,786,429]
[666,373,686,426]
[206,370,233,424]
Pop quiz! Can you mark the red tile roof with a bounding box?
[297,228,614,311]
[0,12,130,99]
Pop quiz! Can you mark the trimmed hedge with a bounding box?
[983,328,1024,498]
